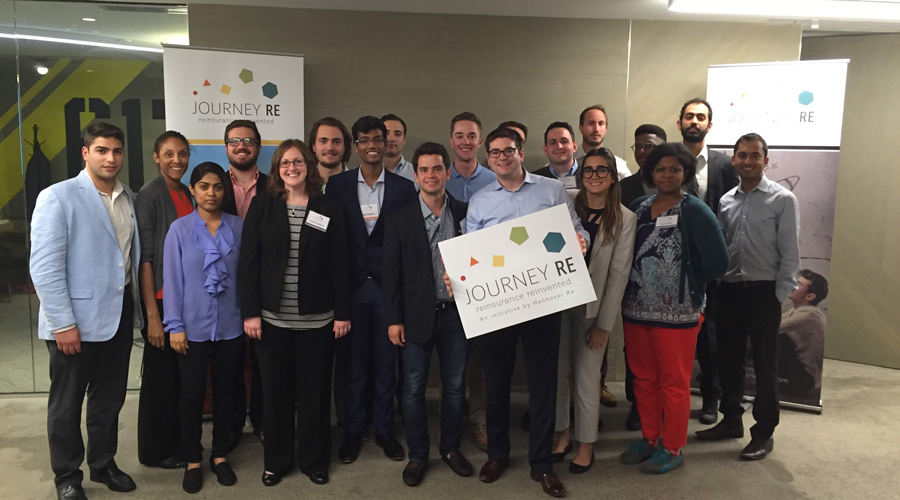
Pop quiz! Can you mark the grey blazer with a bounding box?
[134,175,193,296]
[584,205,637,332]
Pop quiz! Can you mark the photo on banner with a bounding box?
[691,60,849,411]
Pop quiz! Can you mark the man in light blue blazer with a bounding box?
[31,122,143,500]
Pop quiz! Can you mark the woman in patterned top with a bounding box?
[618,143,728,474]
[238,139,351,487]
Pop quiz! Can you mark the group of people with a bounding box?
[31,98,804,500]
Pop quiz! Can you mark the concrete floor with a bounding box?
[1,358,898,500]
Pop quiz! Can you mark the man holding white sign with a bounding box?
[450,127,588,498]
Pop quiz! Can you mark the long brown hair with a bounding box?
[575,147,623,246]
[268,139,324,199]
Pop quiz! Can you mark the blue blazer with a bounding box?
[325,167,416,290]
[30,170,143,342]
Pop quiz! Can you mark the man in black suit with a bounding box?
[533,122,579,194]
[326,116,417,464]
[620,124,666,209]
[676,98,739,424]
[383,142,472,487]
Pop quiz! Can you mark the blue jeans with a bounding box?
[401,305,469,463]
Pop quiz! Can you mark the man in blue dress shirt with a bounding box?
[445,112,496,202]
[466,127,587,498]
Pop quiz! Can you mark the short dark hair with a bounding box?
[224,119,261,143]
[734,132,769,158]
[798,269,829,306]
[679,98,713,123]
[83,122,124,149]
[498,120,528,141]
[579,104,607,127]
[308,117,352,163]
[485,127,523,150]
[411,142,451,173]
[351,116,387,142]
[153,130,190,155]
[641,142,697,187]
[450,112,482,134]
[380,114,407,135]
[543,121,575,145]
[190,161,227,187]
[634,124,667,141]
[268,139,324,200]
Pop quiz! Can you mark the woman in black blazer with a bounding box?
[238,139,351,487]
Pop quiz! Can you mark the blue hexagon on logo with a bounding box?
[798,91,813,106]
[542,232,565,253]
[262,82,278,99]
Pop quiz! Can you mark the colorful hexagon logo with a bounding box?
[509,226,529,245]
[262,82,278,99]
[798,91,814,106]
[239,69,253,84]
[542,232,565,253]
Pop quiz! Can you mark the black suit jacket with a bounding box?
[619,172,647,209]
[686,149,737,215]
[382,194,467,343]
[238,189,351,321]
[325,168,417,290]
[223,170,268,217]
[532,166,555,178]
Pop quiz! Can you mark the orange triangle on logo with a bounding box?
[470,257,479,266]
[203,79,211,86]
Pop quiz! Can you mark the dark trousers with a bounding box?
[256,321,335,475]
[483,313,561,475]
[624,346,635,403]
[178,335,244,463]
[402,305,469,463]
[137,298,181,465]
[345,279,397,436]
[46,286,134,489]
[697,282,722,403]
[232,339,264,436]
[717,281,781,440]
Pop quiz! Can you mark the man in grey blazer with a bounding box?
[677,98,739,424]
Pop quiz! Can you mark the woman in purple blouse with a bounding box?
[163,162,244,493]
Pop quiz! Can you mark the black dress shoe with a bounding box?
[261,471,281,487]
[183,467,202,494]
[569,453,595,474]
[157,454,188,469]
[338,434,362,464]
[699,399,719,425]
[402,462,426,486]
[209,457,237,486]
[696,419,744,441]
[550,442,572,463]
[740,437,774,460]
[57,484,87,500]
[530,471,566,498]
[90,464,136,492]
[307,471,329,485]
[442,450,473,477]
[478,458,510,483]
[375,433,406,461]
[625,404,642,431]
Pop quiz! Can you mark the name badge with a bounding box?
[656,215,678,228]
[360,203,379,221]
[561,176,578,190]
[305,211,330,232]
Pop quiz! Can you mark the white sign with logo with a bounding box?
[439,204,597,339]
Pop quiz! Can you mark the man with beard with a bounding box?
[223,119,267,446]
[676,98,739,425]
[445,112,496,203]
[381,114,417,184]
[309,117,352,184]
[578,104,627,181]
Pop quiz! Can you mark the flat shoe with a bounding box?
[569,453,595,474]
[261,471,281,487]
[550,442,572,463]
[183,467,202,494]
[209,457,237,486]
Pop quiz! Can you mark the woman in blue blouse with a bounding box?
[163,162,244,493]
[618,143,728,474]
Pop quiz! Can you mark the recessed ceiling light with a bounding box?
[36,65,49,75]
[811,23,820,29]
[82,17,96,22]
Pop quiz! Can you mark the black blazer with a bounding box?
[619,171,647,209]
[531,166,555,178]
[223,170,268,217]
[686,149,737,215]
[382,194,467,343]
[238,189,351,322]
[325,168,417,290]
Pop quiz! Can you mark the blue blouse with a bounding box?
[163,211,244,342]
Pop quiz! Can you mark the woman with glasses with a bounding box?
[552,148,636,473]
[163,162,244,493]
[618,143,728,474]
[238,139,351,487]
[135,131,193,470]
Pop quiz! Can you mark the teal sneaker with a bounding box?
[620,438,656,465]
[639,448,684,475]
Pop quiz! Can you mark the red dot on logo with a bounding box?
[460,276,466,281]
[193,91,198,95]
[730,102,734,106]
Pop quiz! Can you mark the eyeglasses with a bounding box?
[355,137,385,146]
[225,137,259,147]
[280,159,306,168]
[487,147,518,158]
[582,166,612,179]
[631,142,657,153]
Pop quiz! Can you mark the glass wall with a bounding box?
[0,1,188,393]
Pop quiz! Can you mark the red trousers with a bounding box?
[624,318,702,452]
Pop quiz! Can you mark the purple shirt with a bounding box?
[163,211,243,342]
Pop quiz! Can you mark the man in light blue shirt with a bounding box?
[696,133,800,462]
[445,112,496,202]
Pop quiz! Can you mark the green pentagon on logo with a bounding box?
[239,69,253,84]
[509,227,529,245]
[262,82,278,99]
[543,232,565,253]
[798,91,813,106]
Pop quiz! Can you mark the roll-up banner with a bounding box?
[692,59,849,412]
[162,45,304,177]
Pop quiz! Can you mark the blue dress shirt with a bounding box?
[446,162,496,202]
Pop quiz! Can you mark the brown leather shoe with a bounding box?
[478,458,510,483]
[471,423,488,450]
[530,471,566,498]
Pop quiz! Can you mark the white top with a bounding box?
[695,145,709,201]
[97,179,134,286]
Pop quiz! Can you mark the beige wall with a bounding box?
[802,34,900,369]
